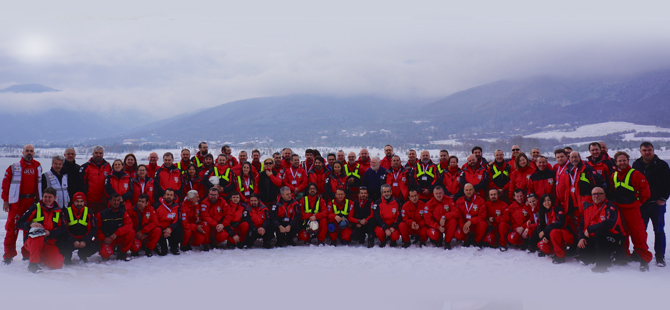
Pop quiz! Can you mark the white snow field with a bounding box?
[0,216,668,310]
[524,121,670,140]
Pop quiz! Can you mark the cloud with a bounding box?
[1,1,670,118]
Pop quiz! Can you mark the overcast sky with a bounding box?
[1,1,669,118]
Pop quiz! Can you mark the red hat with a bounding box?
[73,192,86,202]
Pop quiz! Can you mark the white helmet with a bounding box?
[309,220,319,232]
[209,176,220,186]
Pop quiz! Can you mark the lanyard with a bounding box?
[244,176,251,189]
[465,199,475,213]
[289,167,299,180]
[393,169,401,181]
[569,167,579,186]
[139,178,146,192]
[304,161,314,172]
[556,163,568,181]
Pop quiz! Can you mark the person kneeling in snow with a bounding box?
[244,195,273,249]
[535,194,573,264]
[506,191,538,249]
[126,194,161,257]
[454,183,488,249]
[271,187,301,247]
[58,191,98,264]
[373,185,402,247]
[326,188,353,246]
[17,187,65,273]
[96,194,134,261]
[577,187,625,273]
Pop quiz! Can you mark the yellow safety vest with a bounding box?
[332,199,350,216]
[32,203,60,223]
[67,207,89,226]
[491,164,509,179]
[237,176,254,192]
[344,164,361,179]
[176,162,188,174]
[416,163,435,178]
[304,196,320,213]
[214,167,231,182]
[613,169,635,191]
[194,156,203,168]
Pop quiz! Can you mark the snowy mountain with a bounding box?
[0,83,60,93]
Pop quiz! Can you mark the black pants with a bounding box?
[577,230,622,266]
[246,227,275,247]
[351,220,375,243]
[275,223,298,245]
[58,240,99,261]
[157,227,184,256]
[641,201,666,258]
[527,227,543,251]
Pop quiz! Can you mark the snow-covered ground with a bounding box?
[0,215,668,310]
[524,121,670,140]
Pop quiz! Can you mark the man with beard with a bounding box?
[349,187,376,247]
[191,142,208,170]
[458,155,489,199]
[380,145,394,170]
[154,189,183,256]
[79,146,111,214]
[488,149,511,201]
[63,147,81,199]
[527,156,557,200]
[308,157,328,195]
[373,185,402,247]
[176,149,191,174]
[362,156,386,202]
[59,192,98,264]
[357,148,371,175]
[154,152,184,202]
[96,194,134,261]
[414,150,438,201]
[472,146,488,167]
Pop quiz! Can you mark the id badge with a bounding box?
[292,180,297,185]
[393,182,398,187]
[466,214,472,219]
[244,191,250,196]
[421,176,427,181]
[284,217,290,222]
[571,187,576,193]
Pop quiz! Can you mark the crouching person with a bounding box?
[200,188,230,248]
[349,187,375,248]
[398,189,428,248]
[180,190,207,251]
[326,188,353,246]
[17,187,65,273]
[154,188,183,255]
[126,194,161,257]
[58,192,98,264]
[578,187,625,273]
[271,187,301,247]
[535,194,573,264]
[96,194,134,261]
[424,186,459,249]
[373,185,402,247]
[223,192,249,249]
[454,183,488,249]
[244,195,274,248]
[298,183,328,245]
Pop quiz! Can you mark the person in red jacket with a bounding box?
[236,162,259,203]
[146,152,159,180]
[565,151,604,230]
[383,155,414,204]
[2,144,42,264]
[454,184,488,248]
[554,149,571,206]
[105,159,134,209]
[611,151,653,270]
[380,144,393,170]
[223,192,249,248]
[17,188,64,273]
[527,156,557,200]
[439,156,462,200]
[131,164,155,206]
[413,150,438,201]
[357,148,371,175]
[535,194,572,264]
[58,192,98,264]
[250,149,263,173]
[344,152,363,199]
[373,185,402,247]
[79,145,111,214]
[326,188,353,246]
[180,190,207,251]
[586,142,613,190]
[191,142,208,170]
[123,153,138,179]
[126,194,161,257]
[154,152,185,202]
[96,194,134,261]
[232,151,259,178]
[281,148,293,171]
[435,150,450,175]
[244,195,273,249]
[424,186,458,249]
[197,154,215,180]
[199,187,229,248]
[154,189,183,256]
[399,189,428,248]
[349,187,376,247]
[183,164,205,201]
[301,149,315,173]
[405,149,418,169]
[298,183,328,245]
[508,145,521,171]
[175,149,191,174]
[507,192,538,249]
[530,148,553,171]
[325,161,349,201]
[222,145,239,168]
[507,152,535,201]
[487,150,511,202]
[308,156,328,195]
[578,187,626,273]
[284,154,308,197]
[458,155,489,200]
[483,189,511,251]
[271,187,301,247]
[202,154,237,199]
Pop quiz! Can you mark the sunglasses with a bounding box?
[264,162,274,165]
[512,149,520,152]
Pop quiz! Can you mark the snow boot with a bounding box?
[28,263,42,274]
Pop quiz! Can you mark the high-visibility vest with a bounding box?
[613,169,638,204]
[32,203,60,223]
[304,196,320,214]
[237,176,254,193]
[8,162,42,204]
[344,164,361,179]
[613,169,635,191]
[214,167,231,182]
[491,164,509,179]
[176,162,188,174]
[44,170,69,208]
[415,163,435,179]
[332,199,350,215]
[67,206,89,226]
[194,156,203,168]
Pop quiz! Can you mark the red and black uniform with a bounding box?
[198,162,214,180]
[483,200,511,247]
[181,199,207,247]
[307,167,328,195]
[183,173,205,201]
[146,163,159,181]
[200,197,229,245]
[439,166,462,199]
[191,153,206,171]
[507,165,535,201]
[124,166,137,179]
[357,157,371,175]
[223,201,249,245]
[536,203,572,258]
[324,170,349,201]
[488,160,511,199]
[2,158,42,260]
[399,200,428,243]
[301,159,315,174]
[554,162,572,206]
[327,198,353,242]
[232,164,259,180]
[80,158,111,213]
[176,159,191,175]
[283,165,308,194]
[105,170,134,209]
[226,155,239,170]
[154,198,183,255]
[383,166,414,204]
[348,198,375,244]
[17,201,65,269]
[458,164,489,199]
[611,166,652,263]
[202,164,236,199]
[578,199,624,267]
[414,160,438,201]
[527,168,557,200]
[380,155,393,170]
[96,205,135,259]
[251,160,263,174]
[271,198,301,245]
[235,174,259,203]
[586,155,613,192]
[530,159,554,171]
[126,204,161,253]
[454,195,488,243]
[344,162,363,198]
[507,203,537,246]
[565,161,604,226]
[424,196,459,243]
[59,205,98,262]
[373,197,402,243]
[130,177,155,206]
[244,202,274,247]
[299,195,328,243]
[154,164,185,202]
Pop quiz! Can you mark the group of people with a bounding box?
[2,141,668,274]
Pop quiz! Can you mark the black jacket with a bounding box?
[632,155,670,203]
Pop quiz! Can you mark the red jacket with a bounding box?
[154,164,184,201]
[299,195,328,221]
[180,199,200,232]
[401,200,426,227]
[307,168,328,195]
[130,177,155,206]
[96,207,133,240]
[126,205,160,235]
[586,155,613,189]
[80,159,112,203]
[17,201,64,243]
[235,174,259,203]
[579,199,623,239]
[325,171,349,200]
[487,161,511,191]
[424,197,458,229]
[508,165,535,201]
[154,198,181,230]
[509,203,535,230]
[176,159,191,174]
[459,164,489,199]
[374,197,402,229]
[611,166,650,209]
[224,201,246,236]
[380,155,393,170]
[440,167,462,197]
[146,163,159,180]
[105,171,134,208]
[202,165,237,198]
[384,166,413,202]
[245,203,271,232]
[565,162,603,216]
[357,157,371,175]
[283,166,308,193]
[2,157,41,203]
[527,168,557,200]
[183,174,205,201]
[456,195,487,226]
[327,198,352,222]
[201,197,229,226]
[485,200,509,228]
[226,155,239,169]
